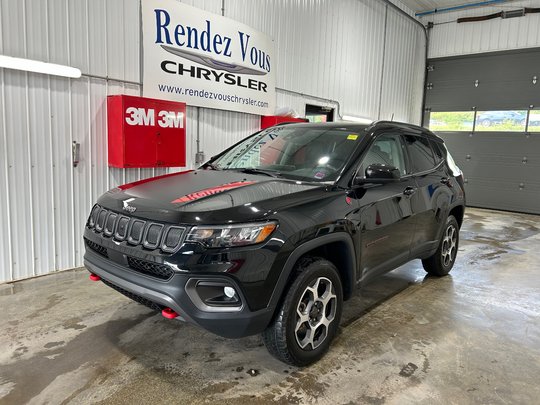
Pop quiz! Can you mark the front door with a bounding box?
[353,132,416,283]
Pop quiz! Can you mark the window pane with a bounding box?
[404,135,435,173]
[528,110,540,132]
[429,112,474,131]
[213,126,365,182]
[475,110,527,132]
[429,139,444,163]
[360,133,407,176]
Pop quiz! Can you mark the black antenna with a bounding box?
[391,113,394,121]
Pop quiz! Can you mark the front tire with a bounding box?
[262,257,343,366]
[422,215,459,276]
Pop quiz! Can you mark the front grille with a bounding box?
[101,278,162,312]
[84,238,108,258]
[86,205,186,253]
[127,256,174,280]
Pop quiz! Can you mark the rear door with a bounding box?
[355,131,417,282]
[402,132,454,256]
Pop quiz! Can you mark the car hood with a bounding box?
[97,169,325,223]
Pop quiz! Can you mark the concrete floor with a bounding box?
[1,208,539,404]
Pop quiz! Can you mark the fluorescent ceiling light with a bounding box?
[342,115,373,124]
[0,55,81,78]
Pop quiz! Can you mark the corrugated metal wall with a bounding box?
[0,0,425,282]
[420,0,540,58]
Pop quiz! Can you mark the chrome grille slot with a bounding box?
[114,216,130,240]
[95,209,108,232]
[162,226,186,253]
[128,220,146,245]
[88,205,100,227]
[143,223,164,250]
[103,213,117,237]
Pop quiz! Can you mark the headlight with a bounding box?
[186,222,277,248]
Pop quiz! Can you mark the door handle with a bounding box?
[440,177,452,186]
[403,186,416,196]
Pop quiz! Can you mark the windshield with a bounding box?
[210,126,365,182]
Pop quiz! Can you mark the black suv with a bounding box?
[84,121,465,366]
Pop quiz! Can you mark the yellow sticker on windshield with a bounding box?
[347,134,358,140]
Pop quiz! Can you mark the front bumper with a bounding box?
[84,249,274,338]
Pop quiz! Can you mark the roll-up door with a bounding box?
[424,48,540,214]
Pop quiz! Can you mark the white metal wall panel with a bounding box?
[0,0,424,283]
[106,0,127,82]
[28,73,56,276]
[4,70,33,280]
[420,0,540,58]
[49,78,75,273]
[224,0,389,120]
[88,0,108,77]
[0,70,11,281]
[123,0,142,83]
[47,0,70,66]
[71,78,91,267]
[224,0,424,122]
[381,10,426,123]
[198,108,261,161]
[68,0,89,75]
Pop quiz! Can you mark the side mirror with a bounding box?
[354,164,401,185]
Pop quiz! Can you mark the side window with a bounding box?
[359,133,407,177]
[403,134,436,173]
[429,139,445,164]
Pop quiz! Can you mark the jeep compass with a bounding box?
[84,121,465,366]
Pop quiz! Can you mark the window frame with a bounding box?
[429,138,445,165]
[353,130,411,180]
[401,131,441,175]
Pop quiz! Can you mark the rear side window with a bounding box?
[429,139,445,163]
[403,135,436,173]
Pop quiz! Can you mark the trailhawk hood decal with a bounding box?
[109,170,321,213]
[171,181,256,203]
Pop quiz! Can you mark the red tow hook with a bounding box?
[89,273,101,282]
[162,307,179,319]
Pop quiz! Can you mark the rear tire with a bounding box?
[262,257,343,366]
[422,215,459,276]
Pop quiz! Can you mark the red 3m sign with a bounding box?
[107,95,186,168]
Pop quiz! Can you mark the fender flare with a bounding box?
[267,232,357,315]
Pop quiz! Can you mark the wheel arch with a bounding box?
[449,204,465,229]
[268,232,357,318]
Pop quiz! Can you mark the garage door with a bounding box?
[424,48,540,214]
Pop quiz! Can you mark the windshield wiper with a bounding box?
[238,168,281,178]
[201,162,221,170]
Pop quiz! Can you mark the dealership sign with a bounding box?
[142,0,276,115]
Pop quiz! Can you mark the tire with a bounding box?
[262,257,343,366]
[422,215,459,276]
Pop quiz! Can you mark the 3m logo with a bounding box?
[125,107,184,128]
